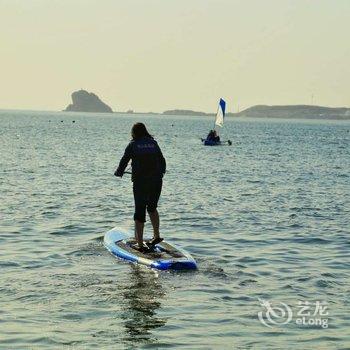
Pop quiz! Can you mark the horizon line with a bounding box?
[1,103,350,115]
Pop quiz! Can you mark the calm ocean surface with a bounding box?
[0,110,349,349]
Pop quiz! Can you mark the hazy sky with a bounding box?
[1,0,349,112]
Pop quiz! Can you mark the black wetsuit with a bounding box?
[206,131,220,142]
[206,131,215,141]
[115,137,166,222]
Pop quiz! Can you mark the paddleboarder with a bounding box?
[115,123,166,252]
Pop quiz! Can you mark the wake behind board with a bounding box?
[104,227,197,270]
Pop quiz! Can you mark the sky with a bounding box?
[0,0,349,113]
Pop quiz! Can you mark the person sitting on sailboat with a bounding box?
[206,130,215,141]
[206,129,220,142]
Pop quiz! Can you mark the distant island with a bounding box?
[163,109,212,116]
[64,89,113,113]
[162,105,350,120]
[60,92,350,119]
[234,105,350,120]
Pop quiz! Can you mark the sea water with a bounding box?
[0,110,349,349]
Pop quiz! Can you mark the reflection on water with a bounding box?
[121,265,167,347]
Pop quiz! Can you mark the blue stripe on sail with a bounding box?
[219,98,226,117]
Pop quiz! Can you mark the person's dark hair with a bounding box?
[131,122,153,140]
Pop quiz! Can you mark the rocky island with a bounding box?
[64,90,113,113]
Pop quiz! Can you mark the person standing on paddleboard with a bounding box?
[115,123,166,252]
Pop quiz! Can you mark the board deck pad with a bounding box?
[104,227,197,270]
[118,240,186,259]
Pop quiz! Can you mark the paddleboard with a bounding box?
[104,227,197,270]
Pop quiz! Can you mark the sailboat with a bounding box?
[201,98,232,146]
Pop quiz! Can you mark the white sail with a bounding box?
[215,98,226,127]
